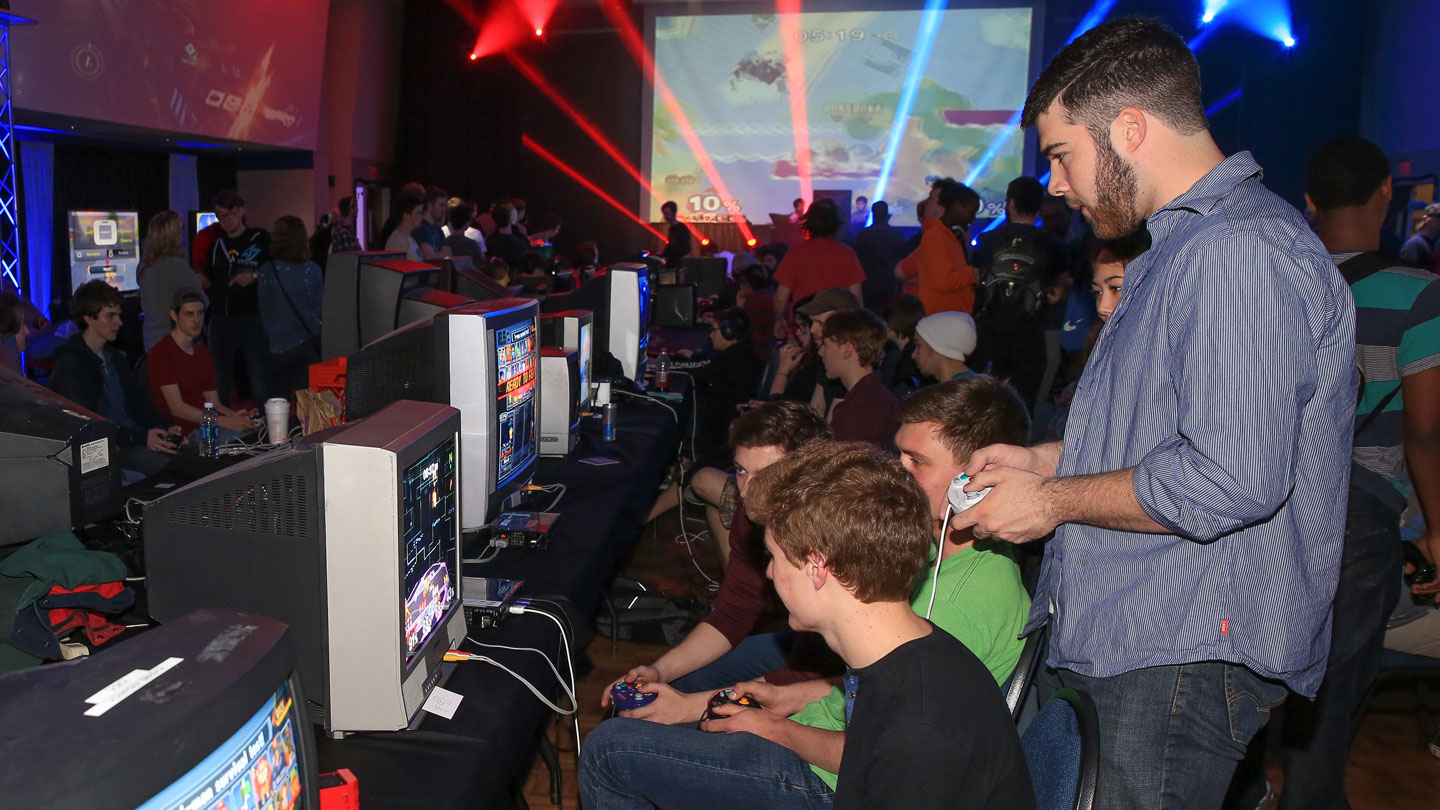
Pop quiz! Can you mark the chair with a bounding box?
[1004,627,1047,719]
[1020,687,1099,810]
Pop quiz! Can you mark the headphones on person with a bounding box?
[714,309,750,343]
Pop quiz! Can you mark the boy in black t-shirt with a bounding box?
[714,441,1034,810]
[205,189,272,405]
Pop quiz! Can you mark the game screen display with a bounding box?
[578,321,594,403]
[11,1,328,149]
[195,212,219,233]
[401,438,459,664]
[136,680,305,810]
[646,7,1034,227]
[68,210,140,293]
[494,320,538,484]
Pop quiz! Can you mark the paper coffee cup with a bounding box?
[264,398,290,444]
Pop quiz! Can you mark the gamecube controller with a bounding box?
[610,681,658,710]
[701,688,762,722]
[947,473,992,513]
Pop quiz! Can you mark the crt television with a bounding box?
[540,309,594,407]
[346,299,540,529]
[319,250,405,360]
[67,210,140,293]
[0,366,122,546]
[539,348,580,457]
[0,608,319,810]
[542,263,649,380]
[143,400,466,734]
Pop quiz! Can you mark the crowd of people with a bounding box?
[585,16,1440,810]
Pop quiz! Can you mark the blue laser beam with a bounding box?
[1205,87,1243,117]
[869,0,947,225]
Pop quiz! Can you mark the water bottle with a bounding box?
[656,352,670,391]
[199,402,219,459]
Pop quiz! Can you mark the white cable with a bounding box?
[465,654,575,715]
[463,543,502,565]
[512,605,582,757]
[926,505,954,621]
[465,635,575,710]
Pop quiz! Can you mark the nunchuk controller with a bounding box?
[610,681,658,710]
[701,689,762,722]
[947,473,992,513]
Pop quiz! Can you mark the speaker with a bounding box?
[654,283,697,327]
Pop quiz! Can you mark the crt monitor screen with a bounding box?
[194,211,218,232]
[136,680,307,810]
[495,319,538,484]
[402,436,459,663]
[578,320,593,402]
[68,210,140,292]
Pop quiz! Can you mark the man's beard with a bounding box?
[1074,136,1143,239]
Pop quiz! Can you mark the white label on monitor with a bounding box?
[84,657,183,717]
[79,438,109,475]
[421,685,463,719]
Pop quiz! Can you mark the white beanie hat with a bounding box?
[914,311,977,360]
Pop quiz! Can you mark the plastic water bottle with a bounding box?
[656,352,670,391]
[199,402,219,459]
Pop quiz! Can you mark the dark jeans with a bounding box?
[670,631,794,694]
[268,339,319,400]
[1045,662,1286,810]
[1228,484,1403,810]
[578,717,834,810]
[209,312,270,405]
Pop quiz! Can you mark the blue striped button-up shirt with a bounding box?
[1028,152,1356,697]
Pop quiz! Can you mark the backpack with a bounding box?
[977,230,1052,327]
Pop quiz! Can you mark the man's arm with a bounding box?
[647,623,733,684]
[956,466,1167,543]
[1402,364,1440,566]
[160,384,203,426]
[772,284,793,334]
[702,711,846,774]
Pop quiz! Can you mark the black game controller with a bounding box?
[701,688,762,722]
[162,432,185,446]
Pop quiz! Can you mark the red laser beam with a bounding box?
[518,0,561,37]
[598,0,757,245]
[523,135,667,241]
[507,52,705,243]
[776,0,813,205]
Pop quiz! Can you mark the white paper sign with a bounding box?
[79,438,109,475]
[421,686,464,720]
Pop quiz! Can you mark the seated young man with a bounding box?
[818,308,900,447]
[49,280,186,479]
[606,402,837,723]
[912,310,978,383]
[147,287,259,447]
[581,376,1034,809]
[878,293,925,396]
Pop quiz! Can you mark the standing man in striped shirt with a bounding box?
[953,18,1357,809]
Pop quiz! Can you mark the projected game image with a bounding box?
[648,7,1033,226]
[401,439,459,662]
[68,210,140,293]
[495,321,538,483]
[136,681,305,810]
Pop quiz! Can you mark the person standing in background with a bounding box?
[139,210,208,352]
[204,190,271,406]
[258,216,324,400]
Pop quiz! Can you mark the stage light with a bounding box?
[777,0,812,205]
[598,0,757,246]
[965,0,1118,187]
[469,52,478,61]
[1280,33,1296,48]
[700,238,711,247]
[872,0,946,220]
[535,27,544,37]
[746,238,758,248]
[1201,0,1226,25]
[523,134,667,241]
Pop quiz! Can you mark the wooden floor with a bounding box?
[520,507,1440,810]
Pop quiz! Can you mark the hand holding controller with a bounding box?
[701,688,762,722]
[610,681,658,710]
[947,473,992,513]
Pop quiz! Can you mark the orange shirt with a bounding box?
[899,218,975,314]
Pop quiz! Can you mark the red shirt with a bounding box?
[830,371,900,448]
[773,236,865,304]
[148,333,218,433]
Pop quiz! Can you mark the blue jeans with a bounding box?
[671,632,794,694]
[578,717,834,810]
[1052,662,1286,810]
[209,312,271,405]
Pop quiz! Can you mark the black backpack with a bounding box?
[977,230,1052,326]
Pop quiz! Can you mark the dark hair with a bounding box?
[713,307,751,342]
[1084,227,1152,268]
[932,178,980,211]
[0,291,21,335]
[883,293,926,340]
[801,198,843,238]
[729,399,831,450]
[396,189,425,217]
[898,376,1031,465]
[169,286,206,323]
[569,241,599,267]
[661,201,678,215]
[492,202,515,230]
[484,257,511,284]
[746,441,932,604]
[738,263,769,291]
[517,250,548,274]
[870,200,890,225]
[70,280,123,331]
[821,308,888,368]
[269,216,311,262]
[532,212,561,234]
[1007,176,1046,216]
[1021,17,1207,140]
[338,196,354,218]
[213,189,245,209]
[448,200,476,232]
[856,195,868,205]
[1306,136,1391,212]
[754,242,788,263]
[424,186,449,206]
[793,198,805,207]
